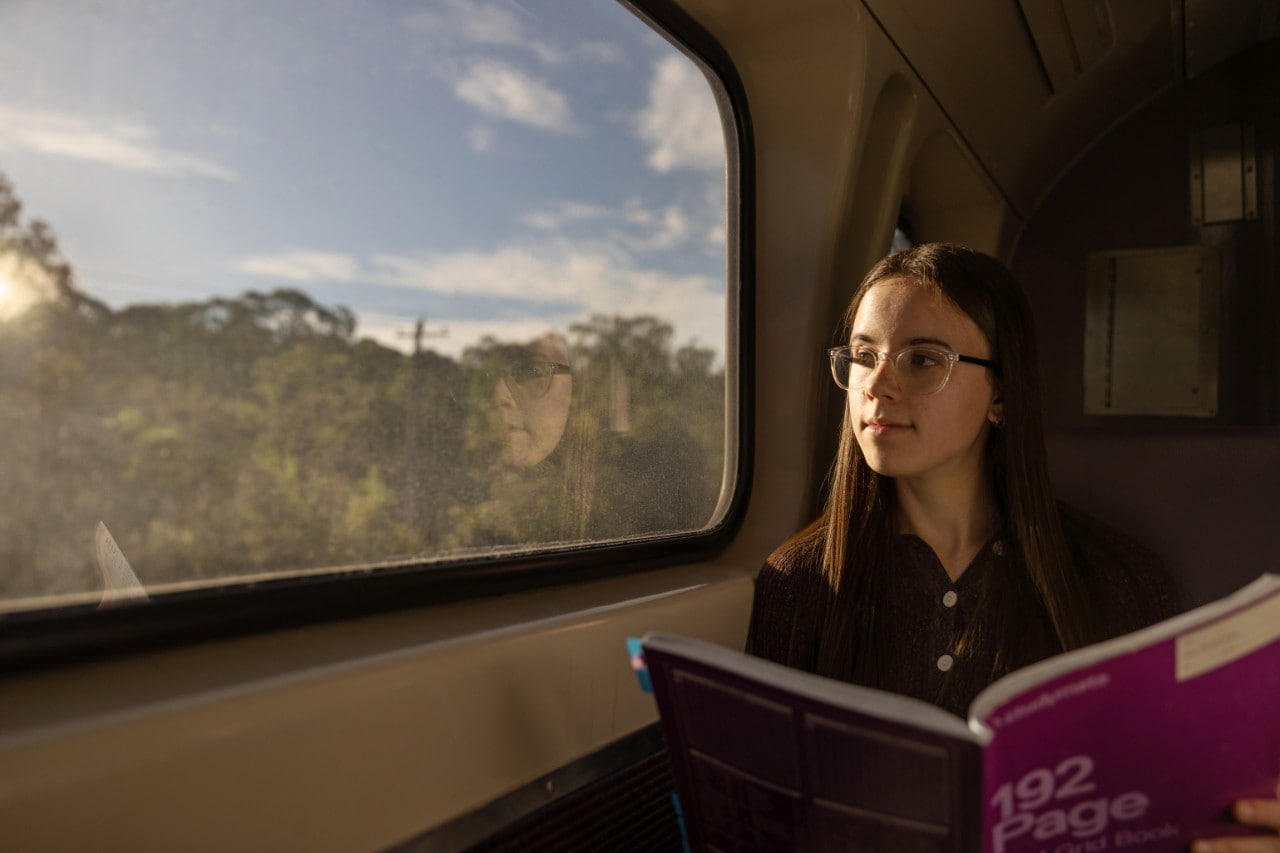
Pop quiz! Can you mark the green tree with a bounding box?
[0,172,726,602]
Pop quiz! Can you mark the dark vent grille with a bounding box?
[391,723,684,853]
[469,746,682,853]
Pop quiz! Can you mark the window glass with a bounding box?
[0,0,731,611]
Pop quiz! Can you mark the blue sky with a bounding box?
[0,0,728,359]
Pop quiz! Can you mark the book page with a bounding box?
[1177,591,1280,681]
[95,521,148,606]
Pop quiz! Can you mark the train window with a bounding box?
[0,1,733,616]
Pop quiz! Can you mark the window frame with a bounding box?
[0,0,755,676]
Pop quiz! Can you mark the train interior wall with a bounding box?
[1012,41,1280,607]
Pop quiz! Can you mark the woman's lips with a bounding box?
[863,418,910,437]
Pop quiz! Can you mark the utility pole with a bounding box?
[399,317,448,534]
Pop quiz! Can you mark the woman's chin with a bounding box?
[503,433,549,468]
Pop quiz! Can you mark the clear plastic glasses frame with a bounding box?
[496,362,572,401]
[828,345,1000,396]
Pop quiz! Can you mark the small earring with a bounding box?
[992,417,1006,428]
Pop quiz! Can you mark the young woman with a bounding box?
[745,243,1280,851]
[455,329,711,547]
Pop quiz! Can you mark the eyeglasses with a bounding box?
[495,361,572,401]
[828,345,1000,396]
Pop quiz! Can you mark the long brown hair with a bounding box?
[814,243,1099,689]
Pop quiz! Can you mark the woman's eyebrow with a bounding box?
[850,333,955,349]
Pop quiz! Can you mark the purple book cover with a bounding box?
[642,635,985,852]
[641,574,1280,853]
[971,574,1280,853]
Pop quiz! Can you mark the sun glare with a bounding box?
[0,263,35,318]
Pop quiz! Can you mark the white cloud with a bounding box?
[577,41,624,63]
[404,0,523,46]
[706,223,727,250]
[620,201,691,251]
[236,173,730,357]
[454,61,576,133]
[0,103,239,182]
[403,0,565,63]
[634,55,724,173]
[371,315,570,360]
[239,239,725,360]
[369,243,599,303]
[236,239,727,358]
[529,42,569,65]
[367,239,724,355]
[467,124,497,153]
[520,201,611,231]
[234,251,361,282]
[702,179,729,251]
[521,195,724,255]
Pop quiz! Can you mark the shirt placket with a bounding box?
[936,585,960,675]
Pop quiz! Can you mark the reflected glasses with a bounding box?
[496,362,572,401]
[828,345,1000,396]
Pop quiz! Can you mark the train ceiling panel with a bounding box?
[1018,0,1114,92]
[1184,0,1279,79]
[863,0,1174,217]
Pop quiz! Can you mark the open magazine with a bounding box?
[636,573,1280,853]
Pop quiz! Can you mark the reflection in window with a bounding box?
[0,1,730,609]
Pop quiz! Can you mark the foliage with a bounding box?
[0,176,726,600]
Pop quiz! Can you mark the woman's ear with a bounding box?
[987,396,1005,427]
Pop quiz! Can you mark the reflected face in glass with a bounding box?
[848,279,1001,485]
[494,334,573,468]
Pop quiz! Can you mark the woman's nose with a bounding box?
[863,355,899,398]
[493,376,518,408]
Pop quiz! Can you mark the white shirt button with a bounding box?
[942,590,958,608]
[937,654,954,672]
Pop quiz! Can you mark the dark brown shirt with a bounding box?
[745,507,1182,717]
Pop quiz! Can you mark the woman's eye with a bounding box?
[906,350,941,368]
[850,349,878,368]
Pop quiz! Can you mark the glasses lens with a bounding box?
[506,363,553,400]
[831,347,881,390]
[828,347,953,395]
[894,348,949,395]
[829,349,851,389]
